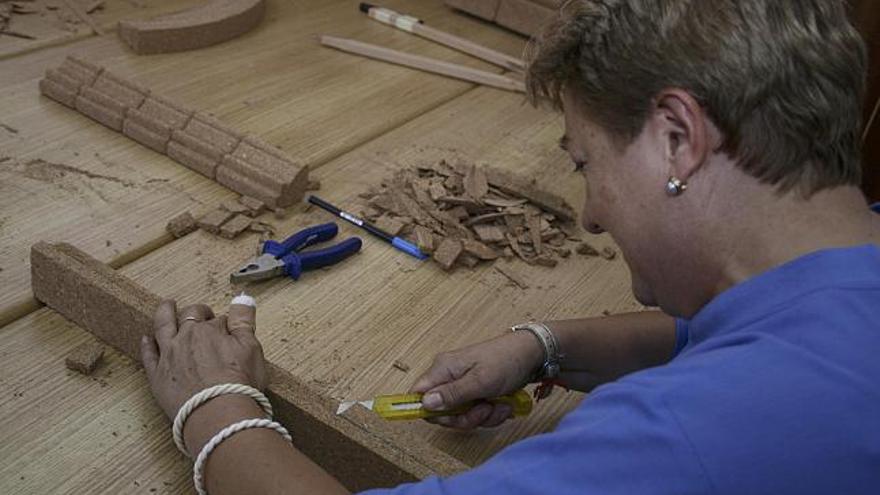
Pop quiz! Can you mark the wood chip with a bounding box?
[433,238,462,270]
[527,212,543,255]
[239,196,267,217]
[413,225,435,254]
[375,215,405,236]
[534,255,558,267]
[462,239,499,260]
[494,262,529,289]
[458,253,480,268]
[65,341,104,375]
[473,224,506,243]
[484,197,527,208]
[219,214,252,239]
[463,164,489,200]
[576,242,600,256]
[428,182,447,201]
[600,247,617,260]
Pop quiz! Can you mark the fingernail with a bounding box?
[231,293,256,307]
[423,392,443,410]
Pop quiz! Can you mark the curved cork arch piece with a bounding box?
[118,0,266,55]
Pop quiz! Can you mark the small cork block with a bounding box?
[125,96,192,140]
[75,92,125,131]
[65,341,105,375]
[219,214,252,239]
[433,238,462,270]
[167,138,220,178]
[58,55,103,87]
[91,72,148,110]
[184,113,242,154]
[123,120,168,153]
[197,209,235,234]
[39,79,79,108]
[239,195,267,216]
[166,211,198,238]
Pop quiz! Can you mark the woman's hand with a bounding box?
[140,299,267,421]
[410,331,544,430]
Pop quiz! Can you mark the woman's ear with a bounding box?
[652,88,711,182]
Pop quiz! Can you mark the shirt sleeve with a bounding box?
[358,379,710,495]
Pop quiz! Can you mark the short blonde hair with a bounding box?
[526,0,867,195]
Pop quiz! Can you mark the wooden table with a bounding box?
[0,1,638,493]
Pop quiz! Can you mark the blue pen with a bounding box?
[308,195,429,261]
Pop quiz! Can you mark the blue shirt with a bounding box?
[363,227,880,493]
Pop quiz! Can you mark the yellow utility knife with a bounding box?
[336,389,534,420]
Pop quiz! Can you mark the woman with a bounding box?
[140,1,880,493]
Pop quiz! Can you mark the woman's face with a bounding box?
[560,89,678,309]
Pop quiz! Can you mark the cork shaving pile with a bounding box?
[357,160,612,271]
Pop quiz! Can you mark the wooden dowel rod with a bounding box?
[319,35,525,93]
[363,6,526,73]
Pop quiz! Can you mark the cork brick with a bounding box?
[219,214,252,239]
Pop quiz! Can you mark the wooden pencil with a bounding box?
[361,3,526,73]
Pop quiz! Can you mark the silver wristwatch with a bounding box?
[511,322,563,382]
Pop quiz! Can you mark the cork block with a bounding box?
[39,56,309,208]
[168,130,224,178]
[65,341,105,375]
[125,95,192,139]
[123,120,169,153]
[31,242,161,359]
[166,211,198,238]
[219,213,251,239]
[75,89,126,131]
[39,78,79,108]
[118,0,266,55]
[58,55,103,87]
[91,71,149,110]
[197,208,235,234]
[30,241,468,491]
[216,137,308,208]
[184,113,243,154]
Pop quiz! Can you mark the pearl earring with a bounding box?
[665,177,687,197]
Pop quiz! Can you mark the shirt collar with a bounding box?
[686,243,880,346]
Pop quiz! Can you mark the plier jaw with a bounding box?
[230,223,362,284]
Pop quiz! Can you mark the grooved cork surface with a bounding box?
[118,0,266,55]
[29,242,468,492]
[39,56,309,207]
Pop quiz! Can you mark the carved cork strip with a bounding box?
[124,95,193,154]
[40,56,309,207]
[30,242,468,491]
[118,0,266,55]
[217,137,308,208]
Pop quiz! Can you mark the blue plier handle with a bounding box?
[231,223,362,283]
[264,223,362,279]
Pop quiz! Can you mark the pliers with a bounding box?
[230,223,362,283]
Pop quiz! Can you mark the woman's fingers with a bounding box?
[177,304,215,329]
[228,301,256,339]
[140,334,159,382]
[153,299,178,349]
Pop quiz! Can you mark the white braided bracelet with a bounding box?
[192,418,292,495]
[173,383,274,456]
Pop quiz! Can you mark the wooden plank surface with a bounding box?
[0,0,526,327]
[0,85,640,492]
